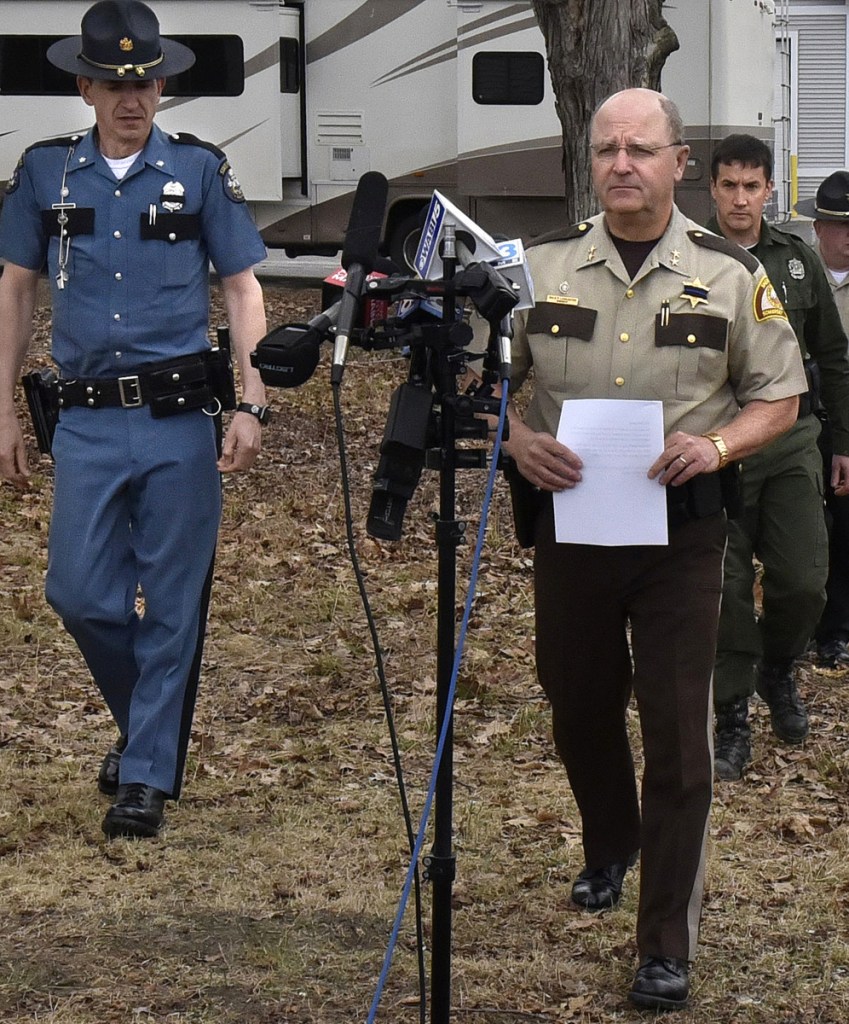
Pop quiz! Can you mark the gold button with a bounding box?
[619,332,629,342]
[687,334,697,344]
[626,289,635,298]
[551,324,560,335]
[578,223,588,232]
[615,376,625,387]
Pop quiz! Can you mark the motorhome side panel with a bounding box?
[662,0,776,225]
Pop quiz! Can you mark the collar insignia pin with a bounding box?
[669,249,681,267]
[586,244,597,262]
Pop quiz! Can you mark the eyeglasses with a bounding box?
[590,142,683,164]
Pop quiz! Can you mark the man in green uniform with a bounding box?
[796,172,849,668]
[708,136,849,780]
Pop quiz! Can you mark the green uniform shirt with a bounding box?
[708,216,849,455]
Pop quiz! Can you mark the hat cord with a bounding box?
[77,51,164,78]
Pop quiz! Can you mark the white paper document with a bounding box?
[553,399,668,546]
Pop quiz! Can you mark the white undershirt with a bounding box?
[103,150,142,180]
[829,267,849,285]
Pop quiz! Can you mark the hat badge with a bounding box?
[119,37,134,53]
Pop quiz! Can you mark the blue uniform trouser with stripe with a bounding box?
[46,405,222,798]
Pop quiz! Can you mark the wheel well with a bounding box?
[385,199,429,270]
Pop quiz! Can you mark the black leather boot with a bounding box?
[714,697,751,780]
[756,659,809,743]
[97,733,128,796]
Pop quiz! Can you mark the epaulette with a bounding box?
[168,132,225,160]
[528,220,595,249]
[688,229,760,273]
[26,134,84,153]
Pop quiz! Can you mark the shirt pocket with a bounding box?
[41,208,97,282]
[139,212,202,288]
[526,302,598,393]
[653,312,728,399]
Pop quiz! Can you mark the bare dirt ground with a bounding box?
[1,281,848,1024]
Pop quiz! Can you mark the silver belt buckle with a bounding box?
[118,375,142,408]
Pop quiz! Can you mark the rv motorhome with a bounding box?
[0,0,778,266]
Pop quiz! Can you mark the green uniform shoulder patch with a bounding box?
[688,229,760,274]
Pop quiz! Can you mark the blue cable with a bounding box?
[366,382,511,1024]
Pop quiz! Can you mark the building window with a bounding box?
[472,51,545,105]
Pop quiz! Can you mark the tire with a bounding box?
[388,209,426,273]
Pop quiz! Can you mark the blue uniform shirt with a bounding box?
[0,123,266,376]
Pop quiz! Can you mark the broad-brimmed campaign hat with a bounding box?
[795,170,849,221]
[46,0,195,81]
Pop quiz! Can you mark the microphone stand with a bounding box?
[425,226,461,1024]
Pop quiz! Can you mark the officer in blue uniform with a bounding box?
[0,1,269,839]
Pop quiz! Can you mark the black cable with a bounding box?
[331,378,427,1024]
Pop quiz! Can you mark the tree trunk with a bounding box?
[530,0,679,222]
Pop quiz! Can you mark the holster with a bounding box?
[666,463,740,529]
[21,367,60,455]
[503,457,544,548]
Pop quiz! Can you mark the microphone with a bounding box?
[331,171,389,385]
[251,302,340,388]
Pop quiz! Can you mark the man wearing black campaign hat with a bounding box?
[797,172,849,669]
[0,0,270,839]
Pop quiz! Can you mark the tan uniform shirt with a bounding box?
[817,246,849,332]
[511,206,806,440]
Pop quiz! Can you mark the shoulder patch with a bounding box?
[168,131,225,160]
[528,221,594,249]
[753,275,789,323]
[687,229,760,274]
[4,153,24,194]
[219,160,246,203]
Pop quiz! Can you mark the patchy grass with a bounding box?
[1,283,848,1023]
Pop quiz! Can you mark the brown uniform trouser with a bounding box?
[534,501,726,961]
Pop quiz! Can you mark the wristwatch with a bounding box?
[236,401,271,426]
[702,431,730,469]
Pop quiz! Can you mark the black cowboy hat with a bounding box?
[795,170,849,222]
[46,0,195,81]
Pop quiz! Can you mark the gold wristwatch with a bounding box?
[702,432,729,469]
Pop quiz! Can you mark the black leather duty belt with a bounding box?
[57,350,233,419]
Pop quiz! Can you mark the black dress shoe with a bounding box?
[571,852,638,910]
[97,734,128,796]
[102,783,167,839]
[629,956,689,1010]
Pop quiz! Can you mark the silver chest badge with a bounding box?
[787,258,805,281]
[162,180,186,212]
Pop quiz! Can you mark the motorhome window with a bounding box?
[472,52,544,105]
[0,35,243,96]
[280,37,300,94]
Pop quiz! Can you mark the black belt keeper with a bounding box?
[57,348,236,419]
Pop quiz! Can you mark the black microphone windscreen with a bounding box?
[251,324,321,388]
[341,171,389,273]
